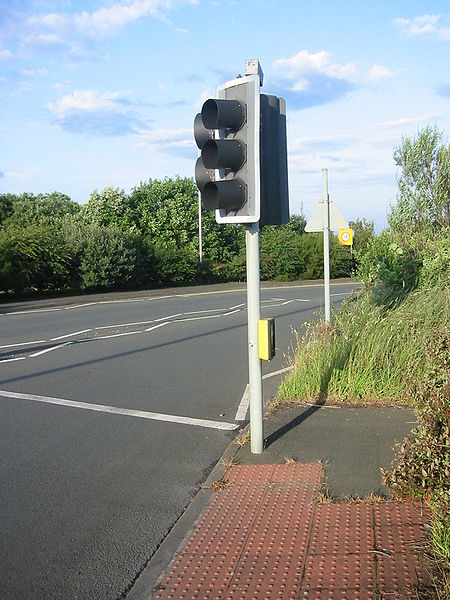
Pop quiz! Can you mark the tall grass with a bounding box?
[279,286,449,405]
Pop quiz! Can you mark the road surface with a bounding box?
[0,281,359,599]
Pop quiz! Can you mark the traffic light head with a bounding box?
[194,74,261,224]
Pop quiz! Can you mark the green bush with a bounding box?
[151,240,198,286]
[260,226,305,281]
[0,223,75,294]
[79,225,137,290]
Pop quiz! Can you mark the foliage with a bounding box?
[78,225,137,290]
[1,192,80,228]
[0,223,76,294]
[151,240,199,286]
[297,232,352,280]
[356,230,421,302]
[0,179,351,296]
[279,286,449,403]
[390,125,450,238]
[81,187,135,232]
[260,225,305,281]
[349,217,375,272]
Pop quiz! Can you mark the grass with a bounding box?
[279,286,449,405]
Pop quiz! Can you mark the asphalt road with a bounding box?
[0,281,359,599]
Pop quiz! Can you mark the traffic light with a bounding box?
[194,74,261,224]
[259,94,289,226]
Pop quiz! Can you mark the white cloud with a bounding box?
[273,50,357,80]
[394,14,450,40]
[271,50,394,109]
[367,64,394,82]
[48,90,128,118]
[27,0,197,42]
[134,127,194,157]
[0,49,12,59]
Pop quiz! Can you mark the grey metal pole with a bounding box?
[322,169,331,323]
[198,190,203,265]
[246,221,263,454]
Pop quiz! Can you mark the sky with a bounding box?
[1,0,449,230]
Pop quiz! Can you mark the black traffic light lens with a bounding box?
[202,180,246,211]
[202,99,245,131]
[194,113,213,149]
[202,139,245,170]
[195,157,214,193]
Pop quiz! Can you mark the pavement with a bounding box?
[128,402,433,599]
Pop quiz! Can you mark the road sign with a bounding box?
[305,197,348,232]
[338,228,354,245]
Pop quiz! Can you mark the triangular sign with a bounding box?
[305,197,348,232]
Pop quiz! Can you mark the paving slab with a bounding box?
[152,464,431,599]
[234,403,416,499]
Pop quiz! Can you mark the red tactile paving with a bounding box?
[154,464,432,600]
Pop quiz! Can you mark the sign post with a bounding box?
[322,169,331,323]
[305,170,348,325]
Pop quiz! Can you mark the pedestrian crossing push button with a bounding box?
[258,318,275,361]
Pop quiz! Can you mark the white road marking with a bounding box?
[0,357,27,364]
[30,342,72,357]
[64,302,98,310]
[0,340,46,350]
[0,389,239,431]
[174,314,222,323]
[96,319,155,330]
[51,329,92,341]
[235,366,293,421]
[145,322,169,332]
[94,331,142,340]
[175,309,240,323]
[295,298,311,302]
[228,302,245,310]
[262,300,293,309]
[183,308,224,315]
[235,384,249,421]
[331,292,352,297]
[154,313,182,322]
[262,366,293,380]
[6,308,62,316]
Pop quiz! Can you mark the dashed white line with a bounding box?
[0,357,27,364]
[93,331,142,341]
[96,319,155,330]
[0,389,239,431]
[30,342,72,357]
[154,313,182,322]
[6,308,62,316]
[64,302,98,310]
[228,302,245,310]
[145,322,170,332]
[51,329,92,341]
[0,340,46,350]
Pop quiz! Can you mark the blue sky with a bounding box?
[1,0,449,230]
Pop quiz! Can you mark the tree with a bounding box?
[0,223,76,294]
[82,187,135,231]
[1,192,80,228]
[390,126,450,238]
